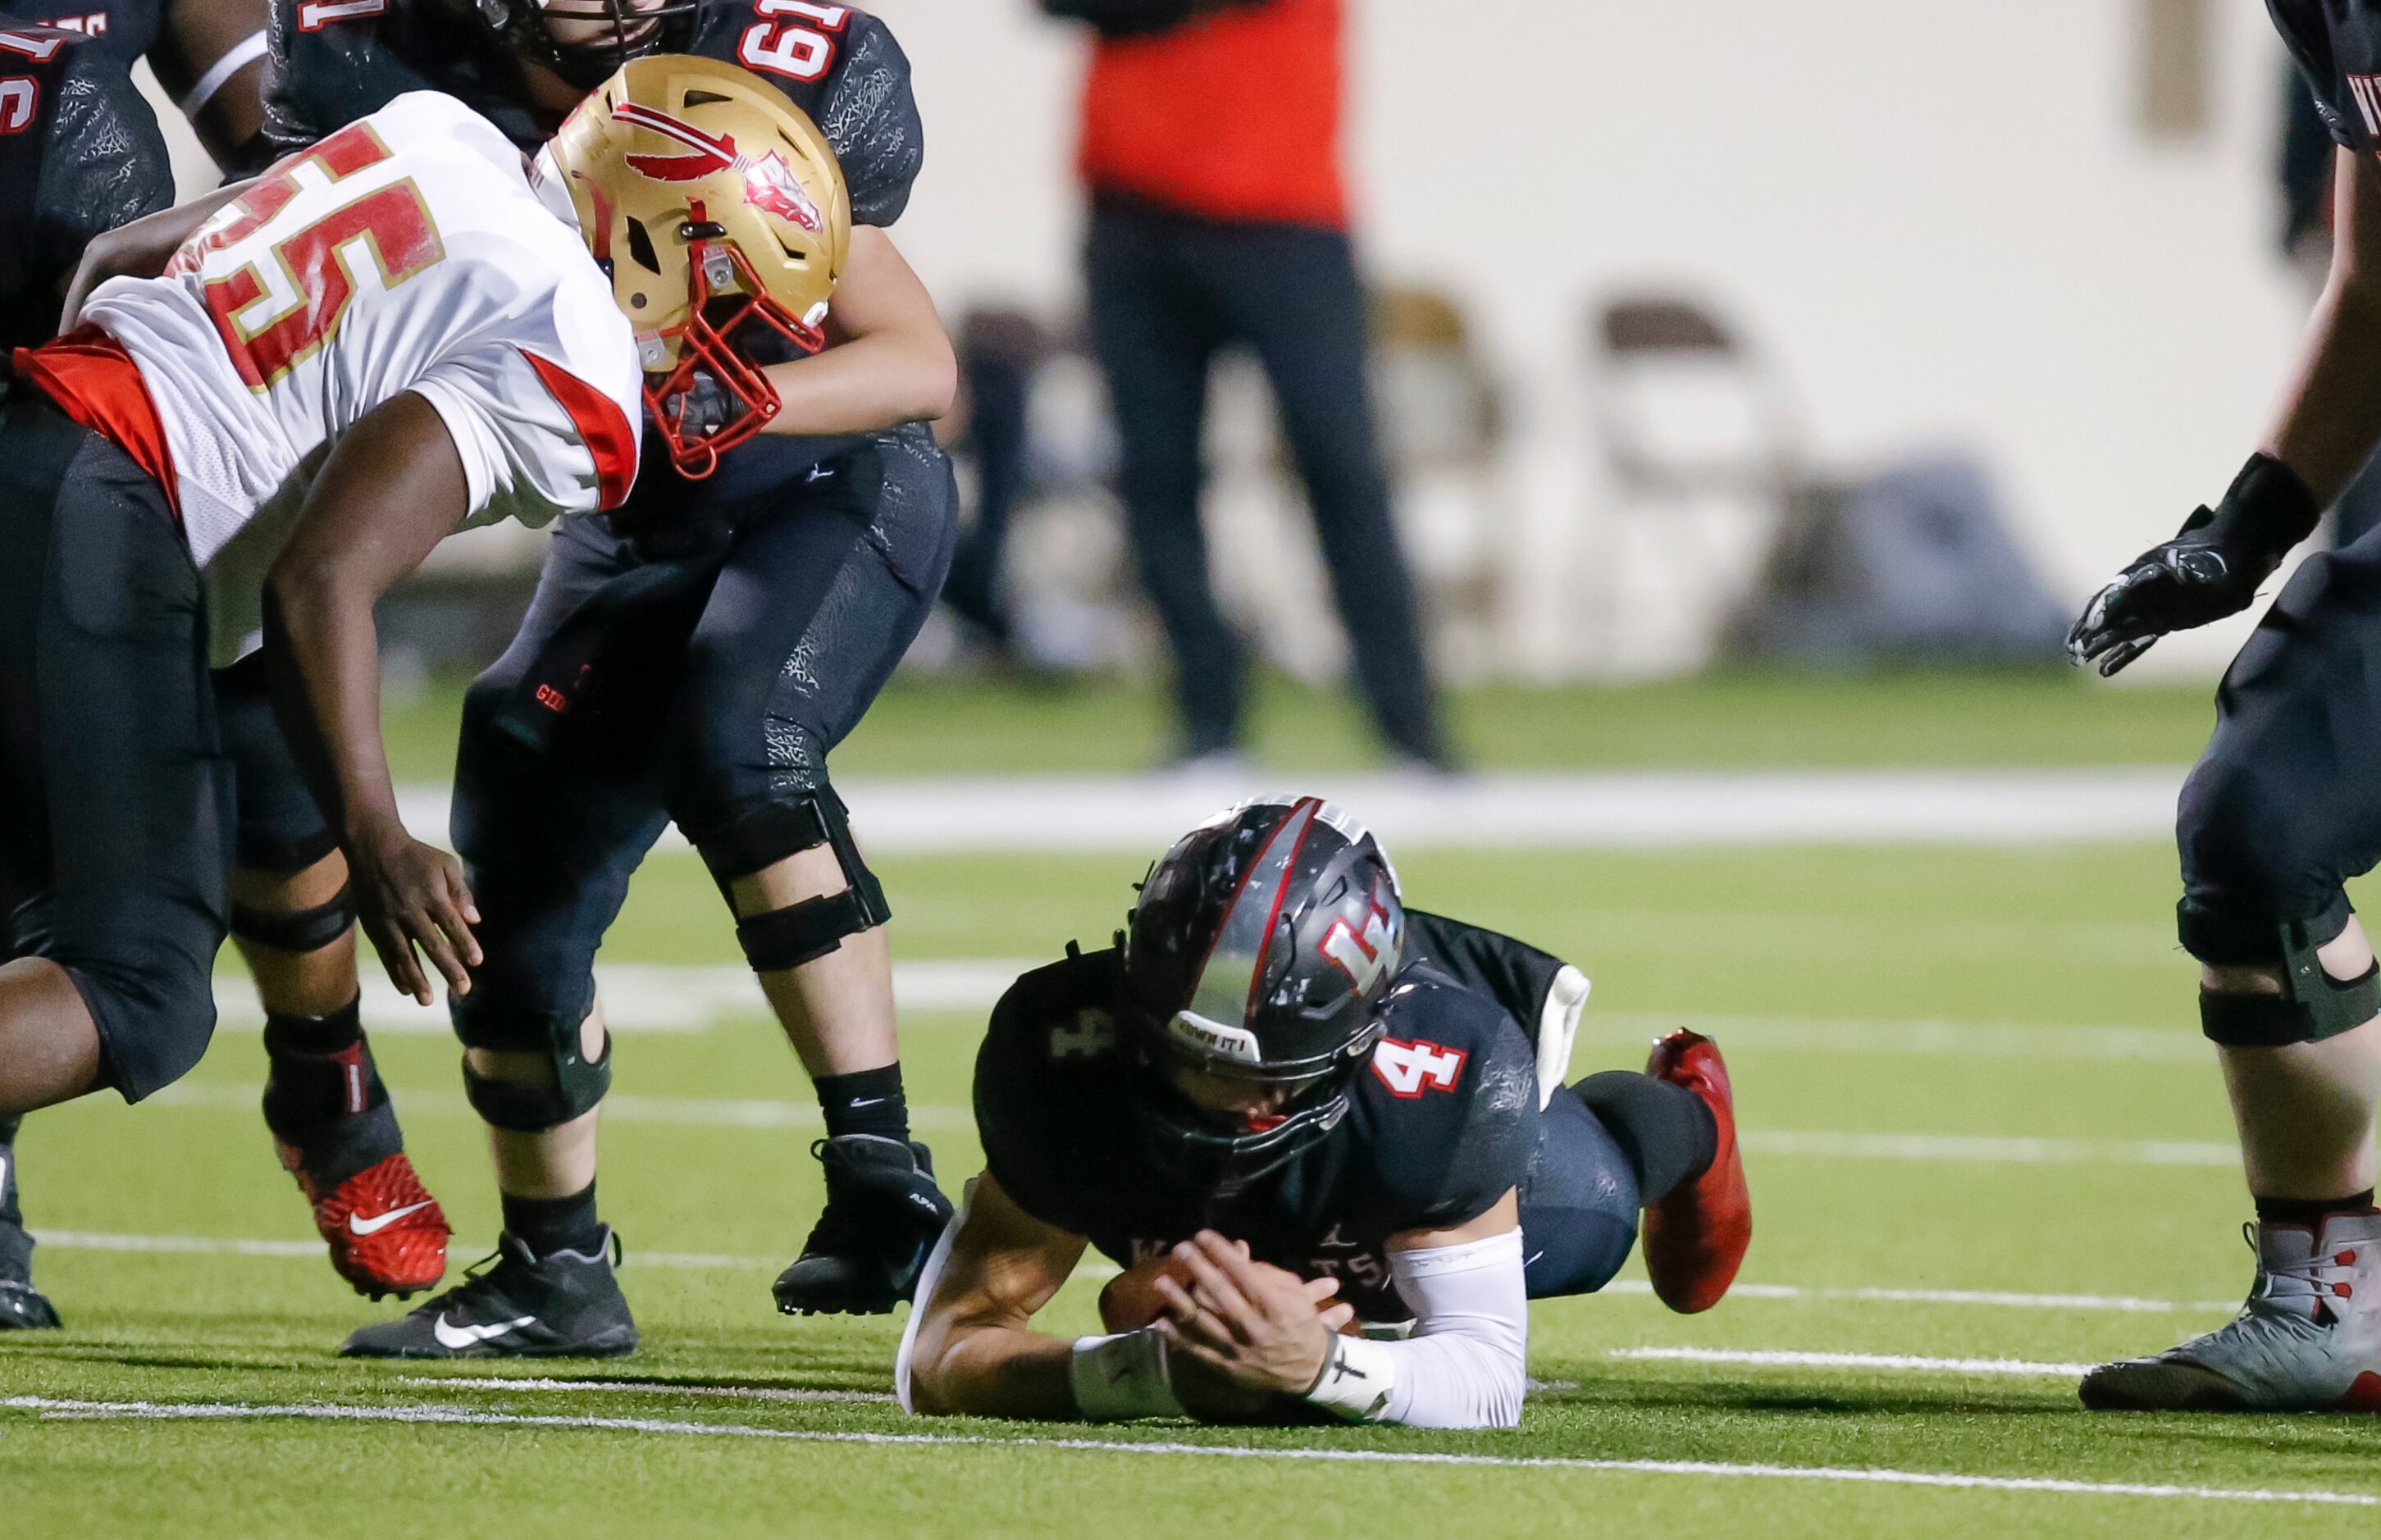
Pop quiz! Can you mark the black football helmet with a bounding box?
[471,0,705,89]
[1120,796,1406,1194]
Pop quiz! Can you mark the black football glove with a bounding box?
[2065,453,2321,677]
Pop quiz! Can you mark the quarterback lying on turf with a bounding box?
[897,795,1753,1429]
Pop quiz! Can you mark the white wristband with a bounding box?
[1305,1332,1398,1422]
[1069,1330,1184,1421]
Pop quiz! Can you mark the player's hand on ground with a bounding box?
[1151,1232,1348,1398]
[2066,509,2278,677]
[349,825,482,1006]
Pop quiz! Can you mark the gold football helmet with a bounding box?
[548,53,853,476]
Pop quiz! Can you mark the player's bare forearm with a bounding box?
[903,1173,1087,1418]
[908,1319,1079,1419]
[2265,149,2381,505]
[759,227,955,435]
[264,392,481,1002]
[60,181,252,329]
[149,0,269,169]
[264,394,463,840]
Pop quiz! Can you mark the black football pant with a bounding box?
[2176,517,2381,966]
[0,390,227,1104]
[450,426,956,1047]
[1517,1089,1642,1299]
[1084,196,1445,760]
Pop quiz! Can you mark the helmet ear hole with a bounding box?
[624,216,662,275]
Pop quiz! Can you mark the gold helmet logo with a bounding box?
[549,53,853,477]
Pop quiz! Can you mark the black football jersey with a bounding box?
[2270,0,2381,151]
[0,16,174,350]
[19,0,158,77]
[262,0,921,226]
[974,912,1558,1323]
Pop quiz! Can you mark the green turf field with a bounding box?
[14,673,2373,1538]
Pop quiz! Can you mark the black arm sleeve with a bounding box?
[34,52,176,305]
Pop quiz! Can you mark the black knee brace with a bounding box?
[230,882,355,956]
[2199,913,2381,1047]
[696,787,891,973]
[452,989,612,1133]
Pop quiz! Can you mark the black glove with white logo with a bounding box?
[2066,453,2322,677]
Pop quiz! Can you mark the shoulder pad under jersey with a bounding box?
[0,19,172,349]
[1350,963,1542,1232]
[688,1,921,225]
[973,945,1126,1232]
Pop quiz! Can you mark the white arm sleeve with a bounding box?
[1309,1228,1529,1430]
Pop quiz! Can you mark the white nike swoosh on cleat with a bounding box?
[433,1313,536,1350]
[348,1201,435,1237]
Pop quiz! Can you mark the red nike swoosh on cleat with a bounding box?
[347,1201,435,1237]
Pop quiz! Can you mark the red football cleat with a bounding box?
[1641,1029,1751,1314]
[281,1147,452,1301]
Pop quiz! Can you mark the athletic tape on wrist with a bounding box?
[1069,1330,1184,1422]
[1304,1332,1397,1423]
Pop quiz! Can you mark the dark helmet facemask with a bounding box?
[475,0,705,89]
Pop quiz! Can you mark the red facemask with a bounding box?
[641,208,827,479]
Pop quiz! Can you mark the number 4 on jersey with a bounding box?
[1373,1038,1466,1097]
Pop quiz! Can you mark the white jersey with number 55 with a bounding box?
[80,89,642,663]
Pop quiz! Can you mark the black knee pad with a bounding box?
[229,882,354,956]
[451,989,611,1133]
[695,786,892,972]
[2200,911,2381,1046]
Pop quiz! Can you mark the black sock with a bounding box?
[815,1064,910,1142]
[1571,1071,1717,1205]
[503,1182,604,1259]
[0,1114,22,1229]
[260,998,378,1140]
[2254,1190,2379,1229]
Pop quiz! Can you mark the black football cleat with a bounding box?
[0,1277,60,1331]
[0,1157,57,1330]
[339,1228,637,1359]
[773,1136,954,1316]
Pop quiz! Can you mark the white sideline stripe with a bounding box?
[6,1396,2370,1507]
[20,1229,2234,1312]
[212,961,1032,1035]
[1612,1348,2095,1378]
[1740,1131,2239,1167]
[397,1376,895,1404]
[396,768,2188,854]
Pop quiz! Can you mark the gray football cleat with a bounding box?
[2081,1214,2381,1412]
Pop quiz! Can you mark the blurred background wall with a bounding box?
[140,1,2320,683]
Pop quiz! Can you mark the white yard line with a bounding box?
[396,769,2187,854]
[212,964,2217,1059]
[1739,1131,2239,1167]
[396,1376,894,1404]
[22,1229,2237,1313]
[135,1083,2249,1170]
[4,1396,2368,1507]
[1611,1347,2094,1377]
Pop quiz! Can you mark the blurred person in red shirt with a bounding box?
[1043,0,1452,771]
